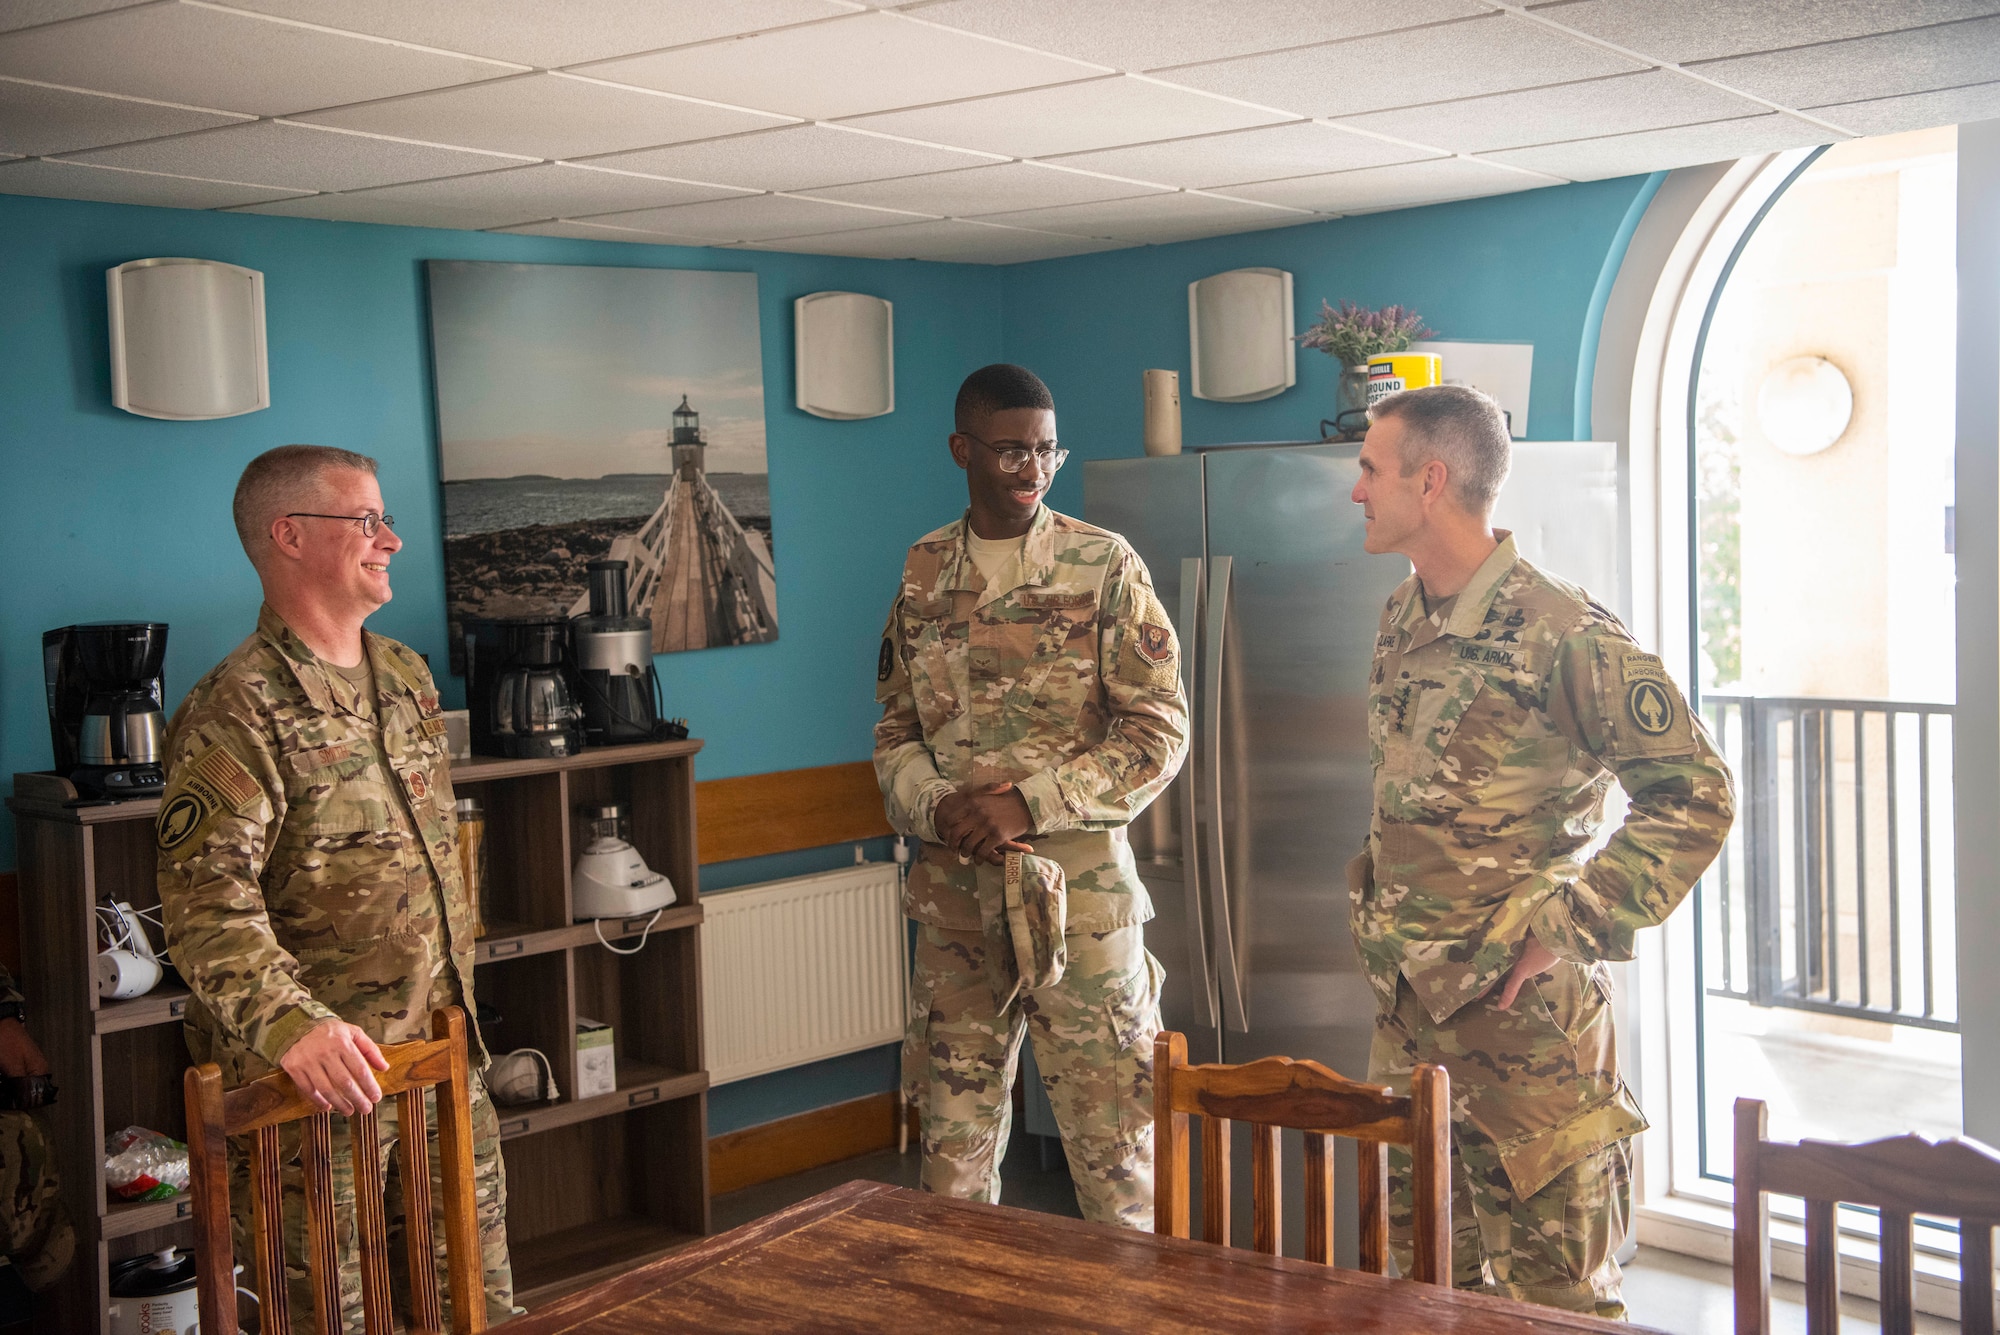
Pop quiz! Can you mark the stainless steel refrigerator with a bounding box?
[1081,438,1620,1261]
[1086,440,1399,1261]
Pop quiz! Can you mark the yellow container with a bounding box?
[1366,351,1442,405]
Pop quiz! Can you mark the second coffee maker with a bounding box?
[571,559,665,745]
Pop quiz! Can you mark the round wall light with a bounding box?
[1756,355,1852,456]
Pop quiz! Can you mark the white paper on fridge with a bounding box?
[1410,341,1533,439]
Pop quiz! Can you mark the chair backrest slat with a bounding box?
[1154,1033,1451,1284]
[1963,1221,1996,1335]
[1201,1114,1231,1247]
[349,1104,395,1335]
[400,1085,443,1334]
[1734,1097,2000,1335]
[251,1125,292,1335]
[182,1008,485,1335]
[1251,1124,1281,1256]
[1356,1139,1388,1275]
[1877,1211,1914,1335]
[301,1112,343,1335]
[1302,1133,1334,1267]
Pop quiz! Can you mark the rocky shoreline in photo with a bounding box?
[445,516,647,623]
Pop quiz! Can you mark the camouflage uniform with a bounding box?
[157,605,510,1332]
[0,967,74,1296]
[875,506,1189,1228]
[1353,534,1734,1318]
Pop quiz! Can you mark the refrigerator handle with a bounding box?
[1204,556,1249,1032]
[1177,558,1217,1031]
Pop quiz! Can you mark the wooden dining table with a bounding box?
[505,1180,1663,1333]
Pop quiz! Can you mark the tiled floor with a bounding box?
[713,1140,1961,1333]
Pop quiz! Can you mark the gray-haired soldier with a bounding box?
[1349,386,1734,1317]
[158,446,512,1331]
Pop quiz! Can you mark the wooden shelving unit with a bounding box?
[10,736,710,1332]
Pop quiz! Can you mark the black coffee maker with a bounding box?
[572,560,664,746]
[44,623,170,798]
[463,618,585,759]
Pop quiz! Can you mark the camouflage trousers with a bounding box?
[902,922,1163,1229]
[0,1110,75,1292]
[228,1073,512,1333]
[1387,1127,1631,1320]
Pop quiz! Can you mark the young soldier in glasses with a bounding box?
[874,364,1189,1227]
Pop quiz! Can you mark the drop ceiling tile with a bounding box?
[61,119,528,192]
[575,10,1100,120]
[292,72,790,162]
[1336,69,1771,155]
[0,2,517,116]
[1688,16,2000,107]
[581,192,925,242]
[1810,80,2000,136]
[0,77,249,156]
[1161,12,1641,118]
[580,124,999,192]
[486,218,681,242]
[0,1,152,36]
[739,218,1129,262]
[1046,120,1436,188]
[1221,156,1553,212]
[905,0,1486,71]
[1478,113,1831,180]
[1523,0,2000,65]
[975,190,1312,242]
[0,157,306,208]
[843,74,1289,159]
[238,163,750,230]
[803,160,1162,215]
[219,0,861,68]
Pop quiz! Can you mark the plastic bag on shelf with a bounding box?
[104,1125,189,1201]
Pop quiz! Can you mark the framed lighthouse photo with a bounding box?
[426,260,777,668]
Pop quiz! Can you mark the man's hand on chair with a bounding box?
[280,1019,389,1115]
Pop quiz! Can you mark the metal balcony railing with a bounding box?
[1699,695,1957,1032]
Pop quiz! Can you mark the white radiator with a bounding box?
[700,862,906,1086]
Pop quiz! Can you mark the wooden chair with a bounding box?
[1734,1096,2000,1335]
[183,1007,486,1335]
[1152,1031,1452,1283]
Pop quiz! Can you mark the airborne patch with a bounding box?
[158,745,262,853]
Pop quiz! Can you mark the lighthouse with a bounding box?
[671,394,706,482]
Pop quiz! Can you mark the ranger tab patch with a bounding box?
[1620,651,1678,738]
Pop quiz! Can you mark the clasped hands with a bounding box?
[935,781,1036,867]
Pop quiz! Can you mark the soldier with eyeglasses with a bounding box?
[874,364,1190,1227]
[155,445,512,1331]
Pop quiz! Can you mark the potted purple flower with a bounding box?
[1296,300,1435,436]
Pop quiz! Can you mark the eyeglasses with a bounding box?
[286,511,396,537]
[962,431,1068,474]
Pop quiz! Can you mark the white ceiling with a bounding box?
[0,0,1993,264]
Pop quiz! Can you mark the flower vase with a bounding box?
[1332,363,1371,438]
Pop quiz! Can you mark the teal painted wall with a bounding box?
[1004,177,1657,523]
[0,194,1002,872]
[0,173,1653,1141]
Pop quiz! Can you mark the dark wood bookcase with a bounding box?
[9,736,710,1332]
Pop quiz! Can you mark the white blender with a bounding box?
[573,802,674,952]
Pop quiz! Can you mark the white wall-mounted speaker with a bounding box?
[1187,267,1295,403]
[795,290,894,420]
[107,257,269,420]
